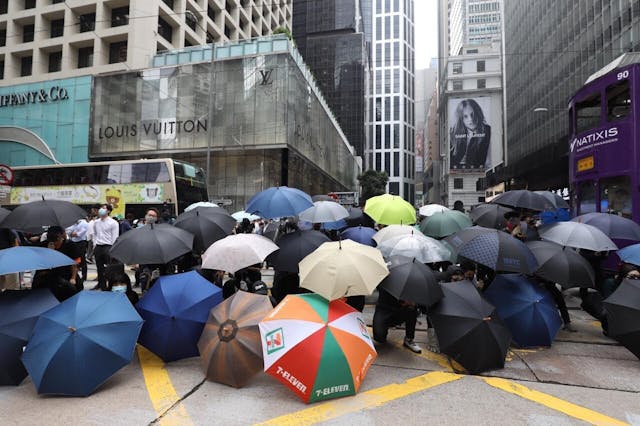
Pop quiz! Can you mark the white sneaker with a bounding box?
[403,338,422,354]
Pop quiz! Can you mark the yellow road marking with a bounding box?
[482,377,630,426]
[388,338,463,372]
[254,371,463,426]
[137,346,194,426]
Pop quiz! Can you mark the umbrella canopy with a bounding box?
[269,230,331,273]
[259,294,377,403]
[490,190,552,212]
[232,210,262,222]
[572,212,640,242]
[538,221,618,252]
[618,243,640,266]
[419,210,472,238]
[299,240,389,300]
[174,207,236,253]
[379,256,444,308]
[109,223,194,264]
[340,226,377,247]
[430,280,512,374]
[0,199,87,233]
[344,207,366,227]
[418,204,449,217]
[526,240,595,289]
[185,202,226,212]
[377,232,452,264]
[603,278,640,359]
[484,274,562,348]
[245,186,313,219]
[320,219,348,231]
[372,224,417,245]
[0,289,59,386]
[468,203,513,229]
[0,207,9,222]
[0,246,76,275]
[21,292,143,396]
[298,201,349,223]
[364,194,416,225]
[201,233,279,273]
[445,227,539,274]
[137,271,223,362]
[198,292,274,388]
[534,191,570,209]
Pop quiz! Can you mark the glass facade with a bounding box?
[503,0,640,190]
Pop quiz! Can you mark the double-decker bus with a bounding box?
[0,158,208,219]
[569,53,639,222]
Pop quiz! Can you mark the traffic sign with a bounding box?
[0,164,13,185]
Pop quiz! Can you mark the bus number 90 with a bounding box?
[617,70,629,80]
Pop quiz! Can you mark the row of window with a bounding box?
[369,151,415,180]
[451,79,487,90]
[453,60,486,74]
[469,2,500,13]
[468,13,501,25]
[574,80,631,135]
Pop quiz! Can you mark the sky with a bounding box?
[414,0,439,70]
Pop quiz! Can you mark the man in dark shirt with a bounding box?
[372,287,422,353]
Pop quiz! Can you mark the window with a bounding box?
[389,182,400,195]
[109,41,128,63]
[466,49,478,54]
[23,24,35,43]
[158,17,173,42]
[452,62,462,74]
[477,60,485,72]
[578,181,596,215]
[477,79,486,89]
[0,0,7,14]
[575,92,601,134]
[51,19,64,38]
[78,46,93,68]
[606,80,631,121]
[600,176,631,218]
[111,6,129,27]
[0,60,4,80]
[0,29,5,46]
[51,0,65,3]
[24,0,35,9]
[185,10,197,31]
[20,56,32,76]
[48,51,62,72]
[452,80,463,90]
[162,0,175,8]
[454,178,463,189]
[79,13,96,32]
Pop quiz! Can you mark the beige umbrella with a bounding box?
[372,224,418,245]
[299,240,389,300]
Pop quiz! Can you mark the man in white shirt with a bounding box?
[66,217,89,282]
[92,204,119,290]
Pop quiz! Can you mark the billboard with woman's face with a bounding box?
[448,97,493,172]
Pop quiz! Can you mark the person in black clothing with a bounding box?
[197,267,236,299]
[531,276,575,332]
[271,270,306,304]
[32,226,81,301]
[107,272,139,306]
[372,287,421,353]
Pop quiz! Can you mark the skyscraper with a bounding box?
[367,0,416,204]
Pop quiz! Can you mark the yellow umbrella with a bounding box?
[299,240,389,300]
[364,194,416,225]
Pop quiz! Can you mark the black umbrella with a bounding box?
[534,191,570,209]
[603,278,640,360]
[174,207,236,253]
[430,280,512,374]
[0,199,87,233]
[526,240,595,289]
[490,190,552,212]
[345,207,367,227]
[379,255,444,308]
[0,289,59,385]
[110,223,194,264]
[0,207,10,223]
[468,203,513,229]
[269,230,330,273]
[572,212,640,241]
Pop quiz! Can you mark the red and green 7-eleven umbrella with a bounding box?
[259,294,377,403]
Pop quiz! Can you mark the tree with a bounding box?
[358,170,389,203]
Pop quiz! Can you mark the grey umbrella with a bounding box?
[174,207,236,253]
[468,203,513,229]
[534,191,570,209]
[490,190,552,212]
[110,223,194,264]
[538,221,618,252]
[0,207,10,223]
[572,212,640,241]
[0,199,87,233]
[526,240,595,289]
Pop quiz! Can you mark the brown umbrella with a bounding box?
[197,291,273,388]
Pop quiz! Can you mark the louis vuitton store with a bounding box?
[90,36,360,208]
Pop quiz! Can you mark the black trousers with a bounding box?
[373,306,418,343]
[94,244,112,290]
[543,281,571,324]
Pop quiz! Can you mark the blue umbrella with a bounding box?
[321,219,347,230]
[246,186,313,219]
[0,246,76,275]
[21,292,143,396]
[0,289,59,385]
[340,226,377,246]
[617,243,640,266]
[484,274,562,348]
[136,270,223,362]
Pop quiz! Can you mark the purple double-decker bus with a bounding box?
[569,53,639,222]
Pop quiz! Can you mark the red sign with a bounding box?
[0,164,13,185]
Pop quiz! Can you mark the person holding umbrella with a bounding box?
[92,204,119,290]
[372,287,422,353]
[32,226,81,301]
[107,272,139,306]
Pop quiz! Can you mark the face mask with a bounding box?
[98,208,107,217]
[145,215,157,224]
[112,285,127,293]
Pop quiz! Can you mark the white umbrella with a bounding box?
[298,201,349,223]
[299,240,389,300]
[201,234,279,273]
[185,202,225,212]
[372,224,417,245]
[538,221,618,252]
[419,204,450,217]
[377,233,452,263]
[232,210,261,222]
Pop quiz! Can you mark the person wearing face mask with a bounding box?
[107,272,139,306]
[144,208,160,225]
[92,204,119,291]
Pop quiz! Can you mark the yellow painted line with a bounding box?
[137,346,194,426]
[388,338,463,372]
[482,377,629,426]
[255,371,462,426]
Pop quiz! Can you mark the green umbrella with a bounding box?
[364,194,416,225]
[419,210,472,238]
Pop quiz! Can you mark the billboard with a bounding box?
[448,97,494,172]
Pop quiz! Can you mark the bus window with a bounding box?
[606,80,631,121]
[600,176,632,218]
[576,92,601,134]
[578,181,596,215]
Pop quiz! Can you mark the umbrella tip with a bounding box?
[482,317,492,322]
[68,326,76,333]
